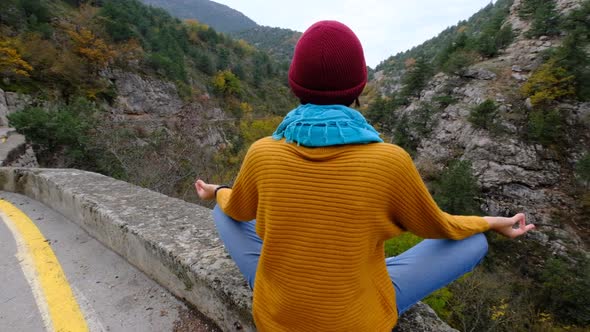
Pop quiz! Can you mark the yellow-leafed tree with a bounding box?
[65,26,115,68]
[0,40,33,78]
[521,59,576,107]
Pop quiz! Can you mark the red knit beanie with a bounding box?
[289,20,367,106]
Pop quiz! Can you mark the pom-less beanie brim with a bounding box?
[288,21,367,106]
[288,75,366,106]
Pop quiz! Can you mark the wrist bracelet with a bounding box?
[214,185,231,198]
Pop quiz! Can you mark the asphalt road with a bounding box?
[0,191,220,332]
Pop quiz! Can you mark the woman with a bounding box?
[196,20,534,331]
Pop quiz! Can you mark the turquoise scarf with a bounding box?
[272,104,383,147]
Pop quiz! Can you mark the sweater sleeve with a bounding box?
[389,149,489,240]
[215,143,259,222]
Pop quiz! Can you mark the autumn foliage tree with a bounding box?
[213,69,242,96]
[521,59,576,107]
[0,40,33,78]
[65,25,116,69]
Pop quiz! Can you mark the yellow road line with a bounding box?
[0,199,88,332]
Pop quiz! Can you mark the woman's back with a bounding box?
[216,137,487,331]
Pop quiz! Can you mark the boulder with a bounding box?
[395,302,459,332]
[461,68,497,80]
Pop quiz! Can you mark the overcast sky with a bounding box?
[213,0,494,67]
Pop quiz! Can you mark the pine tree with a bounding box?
[527,0,560,37]
[469,99,498,129]
[401,57,432,98]
[433,160,481,215]
[556,2,590,100]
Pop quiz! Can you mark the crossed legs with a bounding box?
[212,205,488,314]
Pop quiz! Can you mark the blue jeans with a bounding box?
[213,205,488,315]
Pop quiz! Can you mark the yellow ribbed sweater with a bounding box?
[216,137,489,331]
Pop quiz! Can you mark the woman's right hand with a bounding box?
[195,179,219,201]
[484,213,535,238]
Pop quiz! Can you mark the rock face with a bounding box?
[0,129,38,168]
[0,88,8,126]
[0,88,34,126]
[103,69,183,117]
[461,68,497,80]
[405,68,587,253]
[373,0,589,255]
[5,145,39,168]
[395,302,459,332]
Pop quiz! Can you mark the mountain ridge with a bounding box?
[137,0,300,64]
[140,0,257,33]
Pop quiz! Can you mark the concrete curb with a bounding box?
[0,168,254,331]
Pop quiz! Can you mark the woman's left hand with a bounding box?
[484,213,535,239]
[195,179,219,200]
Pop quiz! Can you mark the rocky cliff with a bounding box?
[372,0,588,253]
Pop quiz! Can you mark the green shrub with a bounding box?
[494,25,514,50]
[576,153,590,188]
[366,96,395,131]
[411,103,438,136]
[401,57,433,98]
[526,0,561,37]
[557,2,590,101]
[526,108,563,146]
[20,0,52,24]
[522,59,576,107]
[7,97,98,168]
[423,287,453,321]
[197,53,215,75]
[432,95,457,109]
[539,255,590,325]
[433,160,481,215]
[384,232,423,257]
[213,69,242,96]
[393,114,418,155]
[146,52,186,81]
[469,99,498,130]
[442,50,478,75]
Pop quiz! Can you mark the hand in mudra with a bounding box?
[485,213,535,238]
[195,179,219,201]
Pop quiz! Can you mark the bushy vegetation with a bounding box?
[469,99,498,130]
[539,255,590,325]
[522,1,590,103]
[576,153,590,188]
[384,233,422,257]
[519,0,561,38]
[426,229,590,331]
[522,60,576,107]
[400,57,433,98]
[365,95,403,134]
[433,160,481,215]
[526,108,564,146]
[365,97,443,155]
[7,97,106,170]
